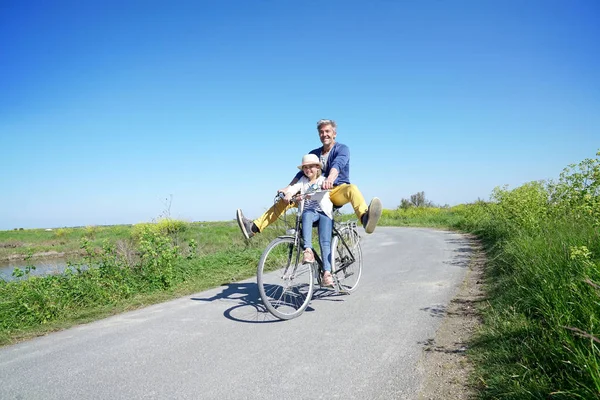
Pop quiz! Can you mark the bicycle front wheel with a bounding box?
[257,237,314,320]
[332,227,363,292]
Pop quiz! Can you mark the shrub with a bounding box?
[490,181,549,234]
[131,219,188,242]
[84,225,99,239]
[547,150,600,224]
[54,228,72,238]
[136,225,181,289]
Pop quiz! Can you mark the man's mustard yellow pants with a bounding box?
[253,183,368,232]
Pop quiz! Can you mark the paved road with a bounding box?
[0,227,473,400]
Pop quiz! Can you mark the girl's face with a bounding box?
[302,164,320,180]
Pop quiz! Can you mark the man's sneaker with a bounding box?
[362,197,383,234]
[236,209,255,240]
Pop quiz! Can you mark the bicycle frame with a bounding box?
[256,192,363,319]
[279,196,357,287]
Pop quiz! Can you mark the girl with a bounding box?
[281,154,334,287]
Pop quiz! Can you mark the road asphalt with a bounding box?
[0,227,473,400]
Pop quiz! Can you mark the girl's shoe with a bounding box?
[302,248,314,263]
[322,271,334,287]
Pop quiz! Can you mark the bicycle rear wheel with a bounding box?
[257,237,314,320]
[331,227,362,292]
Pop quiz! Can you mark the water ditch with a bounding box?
[0,257,77,282]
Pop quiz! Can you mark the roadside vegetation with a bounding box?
[0,218,285,345]
[379,152,600,398]
[1,151,598,398]
[452,152,600,399]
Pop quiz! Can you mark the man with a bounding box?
[236,119,382,239]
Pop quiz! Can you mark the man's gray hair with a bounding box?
[317,119,337,130]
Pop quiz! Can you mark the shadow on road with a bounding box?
[419,233,479,318]
[190,282,280,324]
[443,233,475,268]
[190,282,345,324]
[421,304,447,318]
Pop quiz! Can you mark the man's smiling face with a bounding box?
[318,123,336,146]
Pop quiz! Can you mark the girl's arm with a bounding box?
[283,177,306,202]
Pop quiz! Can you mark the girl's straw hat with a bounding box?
[297,154,322,170]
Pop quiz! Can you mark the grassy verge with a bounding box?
[455,207,599,398]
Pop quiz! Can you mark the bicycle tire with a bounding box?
[331,227,362,292]
[257,236,314,320]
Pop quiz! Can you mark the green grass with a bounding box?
[0,225,132,261]
[0,221,271,262]
[378,207,464,228]
[465,216,600,399]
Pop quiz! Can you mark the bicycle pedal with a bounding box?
[331,278,348,294]
[335,286,350,295]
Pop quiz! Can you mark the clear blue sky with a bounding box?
[1,0,598,230]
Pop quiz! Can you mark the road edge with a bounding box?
[417,235,485,400]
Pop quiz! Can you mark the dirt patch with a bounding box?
[418,237,486,399]
[3,251,65,261]
[0,242,23,249]
[1,250,86,262]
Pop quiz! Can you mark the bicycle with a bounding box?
[256,190,363,320]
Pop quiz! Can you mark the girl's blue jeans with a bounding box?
[302,210,332,272]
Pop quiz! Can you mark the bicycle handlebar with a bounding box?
[276,189,330,205]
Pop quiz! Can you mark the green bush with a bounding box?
[547,151,600,224]
[54,228,73,238]
[131,219,188,242]
[490,181,549,234]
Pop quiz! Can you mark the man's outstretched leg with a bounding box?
[236,200,293,239]
[330,184,383,234]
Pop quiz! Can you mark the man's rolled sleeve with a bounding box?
[329,144,350,173]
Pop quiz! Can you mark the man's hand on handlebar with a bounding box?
[322,179,334,190]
